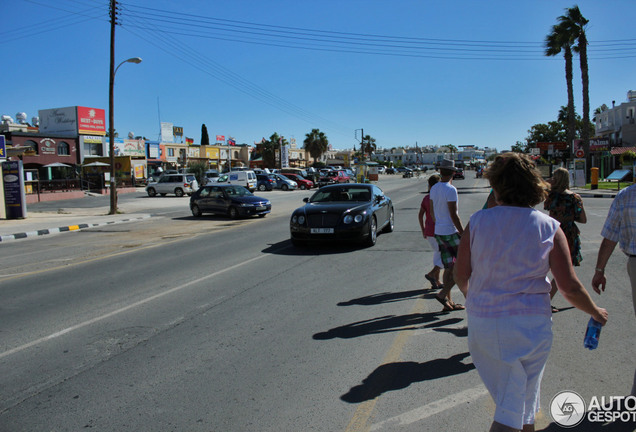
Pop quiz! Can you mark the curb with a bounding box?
[0,214,152,243]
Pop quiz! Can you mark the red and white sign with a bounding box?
[77,106,106,135]
[216,135,225,142]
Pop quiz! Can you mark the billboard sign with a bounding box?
[38,106,106,136]
[77,106,106,135]
[2,160,27,219]
[0,135,5,159]
[39,106,77,134]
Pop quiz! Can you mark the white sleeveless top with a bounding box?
[466,206,560,318]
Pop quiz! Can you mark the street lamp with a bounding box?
[109,57,142,214]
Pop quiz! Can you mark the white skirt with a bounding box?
[468,313,553,429]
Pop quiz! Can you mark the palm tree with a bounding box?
[565,6,590,160]
[362,135,377,155]
[545,21,576,151]
[303,128,329,165]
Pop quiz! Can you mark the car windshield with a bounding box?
[224,186,252,197]
[310,187,371,203]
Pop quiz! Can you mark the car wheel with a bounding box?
[147,188,156,197]
[191,204,202,217]
[282,184,289,191]
[383,208,395,233]
[259,184,267,191]
[228,206,239,219]
[174,188,184,197]
[364,215,377,247]
[258,214,266,218]
[299,184,306,190]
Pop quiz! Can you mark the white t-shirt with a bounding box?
[430,181,458,235]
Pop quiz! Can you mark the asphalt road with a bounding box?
[0,174,634,432]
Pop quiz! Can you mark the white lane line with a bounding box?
[369,386,489,431]
[0,253,269,360]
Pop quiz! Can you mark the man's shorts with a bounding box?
[434,233,461,268]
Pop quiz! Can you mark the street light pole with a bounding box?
[108,54,142,214]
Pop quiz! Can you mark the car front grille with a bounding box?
[307,213,340,227]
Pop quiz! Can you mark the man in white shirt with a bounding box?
[430,159,465,311]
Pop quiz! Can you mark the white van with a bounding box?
[213,170,257,192]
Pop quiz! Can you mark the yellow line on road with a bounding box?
[344,296,426,432]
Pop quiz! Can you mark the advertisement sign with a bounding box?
[39,106,105,136]
[2,160,27,219]
[161,122,174,143]
[0,135,5,159]
[573,139,585,158]
[206,147,220,159]
[39,106,77,134]
[281,144,289,168]
[216,135,225,143]
[77,106,106,135]
[114,139,145,156]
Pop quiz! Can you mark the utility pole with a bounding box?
[108,0,117,214]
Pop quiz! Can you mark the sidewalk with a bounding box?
[572,186,618,199]
[0,192,153,243]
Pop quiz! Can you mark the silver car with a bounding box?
[146,173,198,197]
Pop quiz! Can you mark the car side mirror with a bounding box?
[303,197,309,203]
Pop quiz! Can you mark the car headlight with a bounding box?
[292,215,298,223]
[298,215,305,225]
[344,214,364,224]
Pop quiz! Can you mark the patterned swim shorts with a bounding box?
[435,233,461,268]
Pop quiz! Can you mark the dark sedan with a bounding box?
[190,184,271,219]
[289,183,394,247]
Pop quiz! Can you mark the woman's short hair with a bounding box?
[486,152,548,207]
[551,167,570,193]
[428,174,441,191]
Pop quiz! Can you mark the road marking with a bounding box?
[368,386,489,430]
[0,252,271,360]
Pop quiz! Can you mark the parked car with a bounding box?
[146,173,198,197]
[203,169,220,185]
[317,170,351,187]
[453,168,465,179]
[290,183,394,247]
[269,173,298,191]
[190,184,271,219]
[256,174,276,191]
[385,167,397,175]
[209,170,257,192]
[377,166,386,174]
[282,173,314,190]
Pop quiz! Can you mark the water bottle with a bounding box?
[584,317,602,350]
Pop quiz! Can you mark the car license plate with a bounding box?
[256,206,266,211]
[311,228,334,234]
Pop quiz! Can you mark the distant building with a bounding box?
[595,91,636,147]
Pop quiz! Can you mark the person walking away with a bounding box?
[592,181,636,396]
[544,167,587,312]
[455,153,608,432]
[418,174,442,289]
[430,159,465,312]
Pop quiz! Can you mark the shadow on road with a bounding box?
[340,352,475,403]
[313,312,463,340]
[338,288,434,306]
[261,239,362,256]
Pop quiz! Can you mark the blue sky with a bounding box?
[2,0,635,151]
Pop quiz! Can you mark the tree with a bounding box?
[546,21,576,150]
[565,6,590,156]
[303,128,329,165]
[526,121,566,148]
[201,124,210,146]
[261,133,287,168]
[362,135,376,155]
[511,141,527,153]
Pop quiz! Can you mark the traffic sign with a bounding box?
[575,149,585,158]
